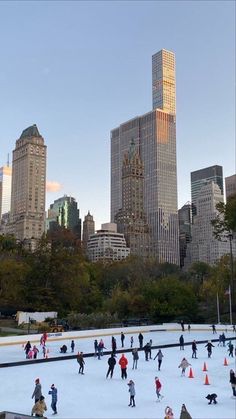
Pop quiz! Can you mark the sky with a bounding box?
[0,326,235,418]
[0,1,235,230]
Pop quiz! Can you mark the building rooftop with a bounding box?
[20,124,41,139]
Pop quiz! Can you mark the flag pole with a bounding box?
[216,292,220,324]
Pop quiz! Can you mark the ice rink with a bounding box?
[0,325,235,418]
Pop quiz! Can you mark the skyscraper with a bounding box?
[225,174,236,201]
[82,211,95,250]
[114,140,150,258]
[191,165,223,215]
[0,165,12,220]
[185,182,235,266]
[111,49,179,264]
[9,124,46,242]
[178,202,192,268]
[46,195,81,239]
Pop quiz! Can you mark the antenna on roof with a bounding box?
[7,153,10,167]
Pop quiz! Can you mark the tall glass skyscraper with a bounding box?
[191,165,223,215]
[110,50,179,264]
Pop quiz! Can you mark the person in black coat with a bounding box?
[25,341,31,359]
[106,354,116,378]
[192,340,197,358]
[205,341,214,358]
[121,332,125,348]
[143,343,150,361]
[138,333,144,349]
[179,335,184,350]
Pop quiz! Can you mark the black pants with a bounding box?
[79,364,84,374]
[106,367,114,378]
[158,360,162,370]
[129,395,135,406]
[121,368,127,379]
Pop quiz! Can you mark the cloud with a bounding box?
[46,181,63,193]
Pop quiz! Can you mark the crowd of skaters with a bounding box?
[25,326,236,418]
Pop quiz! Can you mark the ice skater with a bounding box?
[71,340,75,353]
[32,378,42,403]
[229,369,236,397]
[191,340,197,358]
[154,349,164,371]
[164,406,174,419]
[106,354,116,378]
[179,335,184,350]
[130,336,134,348]
[77,351,85,374]
[205,341,214,358]
[138,332,143,348]
[178,358,191,376]
[127,379,135,407]
[48,383,58,415]
[180,404,192,419]
[119,353,128,379]
[121,332,125,348]
[155,376,163,401]
[31,395,47,417]
[132,348,139,369]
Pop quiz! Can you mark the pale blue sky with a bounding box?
[0,1,235,229]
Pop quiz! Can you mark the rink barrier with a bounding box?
[0,336,235,369]
[0,323,235,347]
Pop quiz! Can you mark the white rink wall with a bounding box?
[0,323,233,346]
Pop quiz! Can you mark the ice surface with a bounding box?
[0,327,235,418]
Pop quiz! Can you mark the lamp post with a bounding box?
[228,233,234,324]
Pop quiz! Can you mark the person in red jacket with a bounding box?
[119,353,128,379]
[155,376,163,401]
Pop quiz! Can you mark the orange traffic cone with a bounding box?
[204,374,210,385]
[224,357,228,366]
[188,367,194,378]
[203,362,208,371]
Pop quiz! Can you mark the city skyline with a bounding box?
[0,1,235,230]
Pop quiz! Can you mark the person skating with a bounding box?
[25,341,31,359]
[48,383,58,415]
[205,341,214,358]
[121,332,125,348]
[191,340,197,358]
[149,339,153,359]
[154,349,164,371]
[94,339,98,356]
[155,376,163,402]
[222,332,226,347]
[228,341,234,357]
[127,379,135,407]
[188,324,191,333]
[32,345,39,359]
[32,378,42,403]
[60,344,67,353]
[119,353,128,379]
[77,351,85,374]
[31,395,47,417]
[180,320,185,332]
[143,342,150,361]
[111,336,117,355]
[229,369,236,397]
[71,340,75,353]
[106,354,116,378]
[164,406,174,419]
[178,358,191,376]
[132,348,139,369]
[179,335,184,350]
[180,403,192,419]
[130,336,134,348]
[138,332,143,348]
[211,324,217,334]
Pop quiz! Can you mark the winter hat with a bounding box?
[51,384,55,388]
[35,378,40,383]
